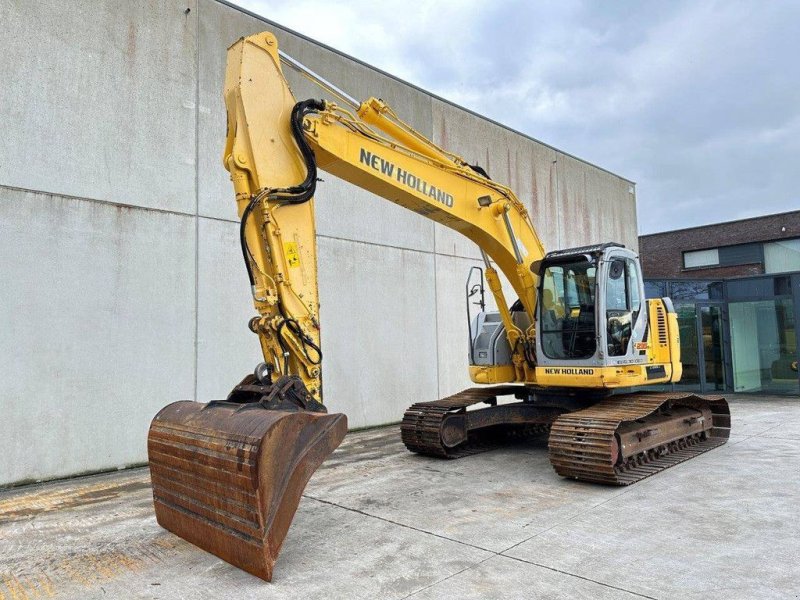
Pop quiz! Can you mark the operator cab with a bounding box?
[535,243,646,367]
[468,243,649,371]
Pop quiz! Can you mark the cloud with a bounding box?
[234,0,800,234]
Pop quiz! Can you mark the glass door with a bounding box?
[728,298,798,394]
[696,303,727,392]
[673,303,700,389]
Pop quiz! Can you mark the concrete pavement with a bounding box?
[1,396,798,599]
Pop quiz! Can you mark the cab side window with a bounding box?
[627,258,641,320]
[606,261,627,310]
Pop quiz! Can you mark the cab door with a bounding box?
[600,251,647,363]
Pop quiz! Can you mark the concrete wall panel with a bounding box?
[0,1,198,214]
[0,190,195,484]
[554,154,638,252]
[554,154,593,250]
[196,0,277,223]
[431,99,561,259]
[195,217,263,400]
[528,144,563,251]
[317,237,438,428]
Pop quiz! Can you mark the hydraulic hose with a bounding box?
[238,99,327,373]
[277,317,322,373]
[239,98,325,287]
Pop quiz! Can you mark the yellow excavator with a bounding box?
[147,31,730,581]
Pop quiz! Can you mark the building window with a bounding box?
[729,298,796,393]
[644,280,667,299]
[764,238,800,274]
[683,248,719,269]
[670,280,715,300]
[674,302,700,386]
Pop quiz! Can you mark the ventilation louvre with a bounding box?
[655,304,669,347]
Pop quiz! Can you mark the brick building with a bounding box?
[639,210,800,279]
[639,210,799,395]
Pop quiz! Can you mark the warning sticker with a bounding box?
[284,241,301,268]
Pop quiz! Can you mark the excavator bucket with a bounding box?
[147,397,347,581]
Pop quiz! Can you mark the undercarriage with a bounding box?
[402,387,730,485]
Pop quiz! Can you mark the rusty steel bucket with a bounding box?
[147,399,347,581]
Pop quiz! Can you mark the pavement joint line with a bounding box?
[754,434,798,441]
[499,433,750,555]
[503,485,638,554]
[302,494,494,554]
[305,494,659,600]
[399,554,496,599]
[747,422,786,437]
[724,426,781,447]
[499,554,661,600]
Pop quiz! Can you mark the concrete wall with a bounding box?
[0,0,637,486]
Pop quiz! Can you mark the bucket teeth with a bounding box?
[147,400,347,581]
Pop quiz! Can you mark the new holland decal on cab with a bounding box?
[359,148,454,207]
[543,368,595,375]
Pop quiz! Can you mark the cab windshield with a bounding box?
[540,259,597,360]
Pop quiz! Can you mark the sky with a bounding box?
[233,0,799,234]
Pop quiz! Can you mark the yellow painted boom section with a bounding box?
[305,115,544,315]
[223,33,323,397]
[222,31,552,400]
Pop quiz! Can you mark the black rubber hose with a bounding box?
[279,99,326,202]
[240,194,261,287]
[238,98,325,287]
[468,163,491,179]
[277,317,322,366]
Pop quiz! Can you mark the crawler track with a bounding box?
[401,386,560,458]
[402,389,730,485]
[548,392,730,485]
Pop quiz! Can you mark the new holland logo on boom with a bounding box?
[359,148,454,208]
